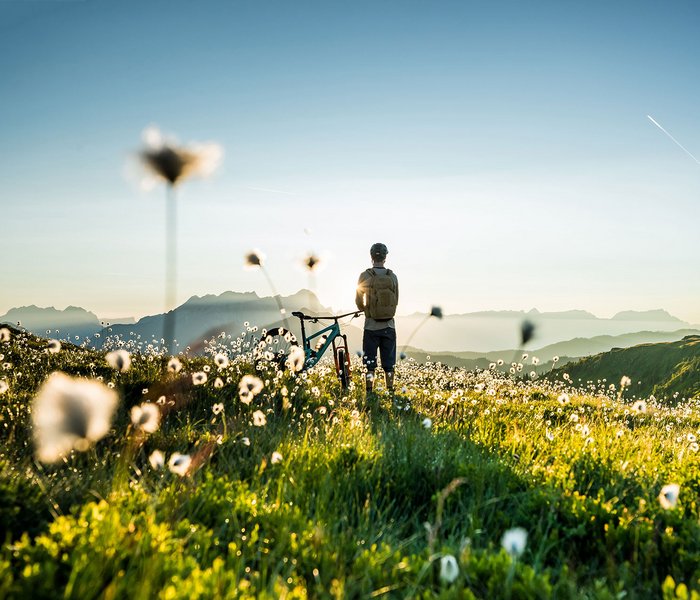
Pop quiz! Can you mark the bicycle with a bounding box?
[255,310,362,389]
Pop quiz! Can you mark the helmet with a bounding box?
[370,242,388,260]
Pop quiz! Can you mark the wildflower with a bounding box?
[139,126,223,187]
[632,400,647,414]
[241,437,251,446]
[130,403,160,433]
[212,402,224,415]
[474,383,485,393]
[168,453,192,477]
[167,357,182,373]
[501,527,527,558]
[192,372,208,385]
[0,328,10,342]
[688,433,697,443]
[149,450,165,469]
[32,372,119,463]
[214,377,224,388]
[552,356,559,363]
[658,483,680,510]
[203,365,211,373]
[520,320,535,346]
[214,353,229,369]
[532,357,540,365]
[497,359,504,366]
[439,554,459,584]
[620,375,632,388]
[422,417,432,429]
[239,374,264,404]
[286,345,306,372]
[303,253,320,271]
[558,393,570,405]
[252,410,267,426]
[0,380,8,394]
[47,339,61,354]
[105,349,131,372]
[430,306,443,319]
[271,451,283,464]
[244,250,264,268]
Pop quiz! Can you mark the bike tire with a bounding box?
[255,327,298,371]
[337,348,350,389]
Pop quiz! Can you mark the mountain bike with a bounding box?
[256,310,362,389]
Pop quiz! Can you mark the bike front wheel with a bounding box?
[336,348,350,389]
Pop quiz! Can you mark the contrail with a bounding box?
[647,115,700,166]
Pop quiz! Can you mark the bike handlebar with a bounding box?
[291,310,362,321]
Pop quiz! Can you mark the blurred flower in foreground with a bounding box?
[32,372,119,463]
[244,250,264,269]
[192,372,208,386]
[520,320,535,346]
[430,306,443,319]
[0,328,10,342]
[167,357,182,373]
[632,400,647,414]
[130,403,160,433]
[149,450,165,470]
[286,345,306,372]
[303,253,320,271]
[422,417,432,429]
[139,126,223,187]
[168,452,192,476]
[214,353,229,369]
[271,451,283,464]
[105,349,131,372]
[47,339,61,354]
[0,380,8,394]
[501,527,527,558]
[658,483,680,510]
[252,410,267,426]
[239,375,264,405]
[439,554,459,584]
[402,305,443,356]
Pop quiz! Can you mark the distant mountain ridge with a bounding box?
[550,335,700,400]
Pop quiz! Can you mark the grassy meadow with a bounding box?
[0,325,699,599]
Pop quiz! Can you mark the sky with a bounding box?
[1,0,699,322]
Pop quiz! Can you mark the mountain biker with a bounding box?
[355,242,399,394]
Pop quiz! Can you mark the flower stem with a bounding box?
[163,184,177,354]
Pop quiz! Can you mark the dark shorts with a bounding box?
[363,327,397,373]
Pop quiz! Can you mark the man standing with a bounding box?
[355,242,399,394]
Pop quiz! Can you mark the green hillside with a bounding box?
[1,326,699,598]
[552,335,700,400]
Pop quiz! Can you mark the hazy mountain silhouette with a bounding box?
[0,305,102,340]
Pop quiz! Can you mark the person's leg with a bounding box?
[378,327,397,391]
[362,329,379,393]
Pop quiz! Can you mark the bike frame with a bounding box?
[291,310,360,370]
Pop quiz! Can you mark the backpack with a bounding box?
[365,268,398,320]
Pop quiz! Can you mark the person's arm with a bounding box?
[356,272,368,311]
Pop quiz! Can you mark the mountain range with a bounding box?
[1,292,697,358]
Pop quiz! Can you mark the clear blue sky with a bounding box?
[1,0,699,322]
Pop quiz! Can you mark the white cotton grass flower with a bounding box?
[632,400,647,414]
[168,452,192,477]
[167,357,182,373]
[32,372,119,464]
[558,393,570,405]
[439,554,459,584]
[47,339,61,354]
[501,527,528,558]
[252,410,267,427]
[130,403,160,433]
[0,328,10,342]
[658,483,680,510]
[271,451,283,464]
[149,450,165,470]
[214,377,224,389]
[192,372,208,385]
[422,417,432,429]
[620,375,632,388]
[138,126,223,188]
[0,380,8,395]
[212,402,224,415]
[214,353,229,369]
[105,349,131,372]
[244,250,265,269]
[285,345,306,372]
[239,374,264,404]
